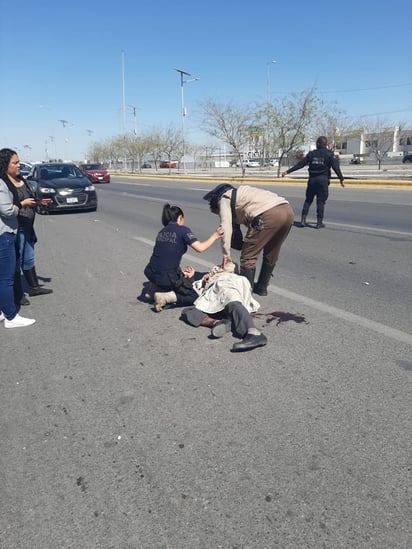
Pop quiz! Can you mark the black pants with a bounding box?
[181,301,254,338]
[302,176,329,219]
[144,263,198,307]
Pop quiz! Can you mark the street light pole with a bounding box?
[128,105,138,135]
[266,60,277,105]
[174,68,199,173]
[265,60,277,165]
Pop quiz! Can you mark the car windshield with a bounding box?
[39,164,84,179]
[83,164,102,170]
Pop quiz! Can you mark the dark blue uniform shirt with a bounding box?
[149,222,198,272]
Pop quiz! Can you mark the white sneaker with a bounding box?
[0,311,4,322]
[4,314,36,328]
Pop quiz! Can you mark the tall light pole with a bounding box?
[174,68,199,173]
[128,105,138,135]
[265,60,277,165]
[59,120,69,160]
[266,60,277,105]
[121,50,126,133]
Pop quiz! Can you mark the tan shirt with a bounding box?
[218,186,289,257]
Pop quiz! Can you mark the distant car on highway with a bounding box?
[402,154,412,163]
[79,163,110,183]
[236,159,260,168]
[19,162,32,178]
[160,161,177,168]
[245,160,260,167]
[27,162,97,214]
[142,162,152,168]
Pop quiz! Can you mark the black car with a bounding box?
[402,154,412,163]
[27,163,98,214]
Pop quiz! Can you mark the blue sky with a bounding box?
[1,0,411,161]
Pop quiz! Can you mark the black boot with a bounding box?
[13,272,30,306]
[254,262,274,296]
[23,267,53,296]
[316,218,325,229]
[239,266,256,289]
[299,201,310,227]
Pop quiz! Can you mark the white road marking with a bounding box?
[118,191,412,237]
[133,235,412,346]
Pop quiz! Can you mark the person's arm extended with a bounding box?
[191,226,223,253]
[331,156,345,186]
[282,155,309,177]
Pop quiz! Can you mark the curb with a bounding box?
[112,172,412,189]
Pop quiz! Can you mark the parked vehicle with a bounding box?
[27,163,97,214]
[402,154,412,163]
[79,163,110,183]
[160,161,177,168]
[236,159,261,168]
[19,162,32,177]
[142,162,152,168]
[245,160,260,167]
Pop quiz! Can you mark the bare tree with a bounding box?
[257,89,320,177]
[199,100,254,176]
[360,117,397,169]
[312,104,355,151]
[160,127,183,174]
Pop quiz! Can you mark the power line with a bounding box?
[320,82,412,94]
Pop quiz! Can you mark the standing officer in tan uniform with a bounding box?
[203,184,294,296]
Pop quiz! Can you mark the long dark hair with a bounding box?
[0,148,21,206]
[161,203,184,226]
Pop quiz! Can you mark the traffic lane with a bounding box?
[100,179,412,233]
[2,210,411,548]
[95,187,412,334]
[273,223,412,335]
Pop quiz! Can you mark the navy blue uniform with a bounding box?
[287,147,344,222]
[144,222,199,305]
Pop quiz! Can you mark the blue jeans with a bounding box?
[16,229,35,271]
[0,232,18,320]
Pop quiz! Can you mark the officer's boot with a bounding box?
[254,261,274,296]
[299,202,310,227]
[239,266,256,289]
[316,217,325,229]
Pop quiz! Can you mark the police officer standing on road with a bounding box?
[282,136,345,229]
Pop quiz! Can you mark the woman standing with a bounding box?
[8,155,53,297]
[144,203,223,311]
[0,149,35,328]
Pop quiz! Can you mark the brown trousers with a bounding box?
[240,203,294,270]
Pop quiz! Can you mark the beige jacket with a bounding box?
[193,271,260,314]
[219,186,288,257]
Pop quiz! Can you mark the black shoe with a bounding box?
[316,220,325,229]
[253,285,268,296]
[20,294,31,306]
[28,286,53,296]
[211,319,231,338]
[231,333,267,352]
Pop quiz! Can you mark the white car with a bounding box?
[245,160,260,167]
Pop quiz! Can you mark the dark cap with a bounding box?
[203,183,235,203]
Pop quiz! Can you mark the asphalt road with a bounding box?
[1,178,411,549]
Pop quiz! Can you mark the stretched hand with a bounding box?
[214,226,224,239]
[183,266,195,278]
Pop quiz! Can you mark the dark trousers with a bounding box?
[182,301,254,338]
[303,176,329,219]
[240,203,294,271]
[144,263,198,307]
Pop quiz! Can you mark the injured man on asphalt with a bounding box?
[180,261,267,352]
